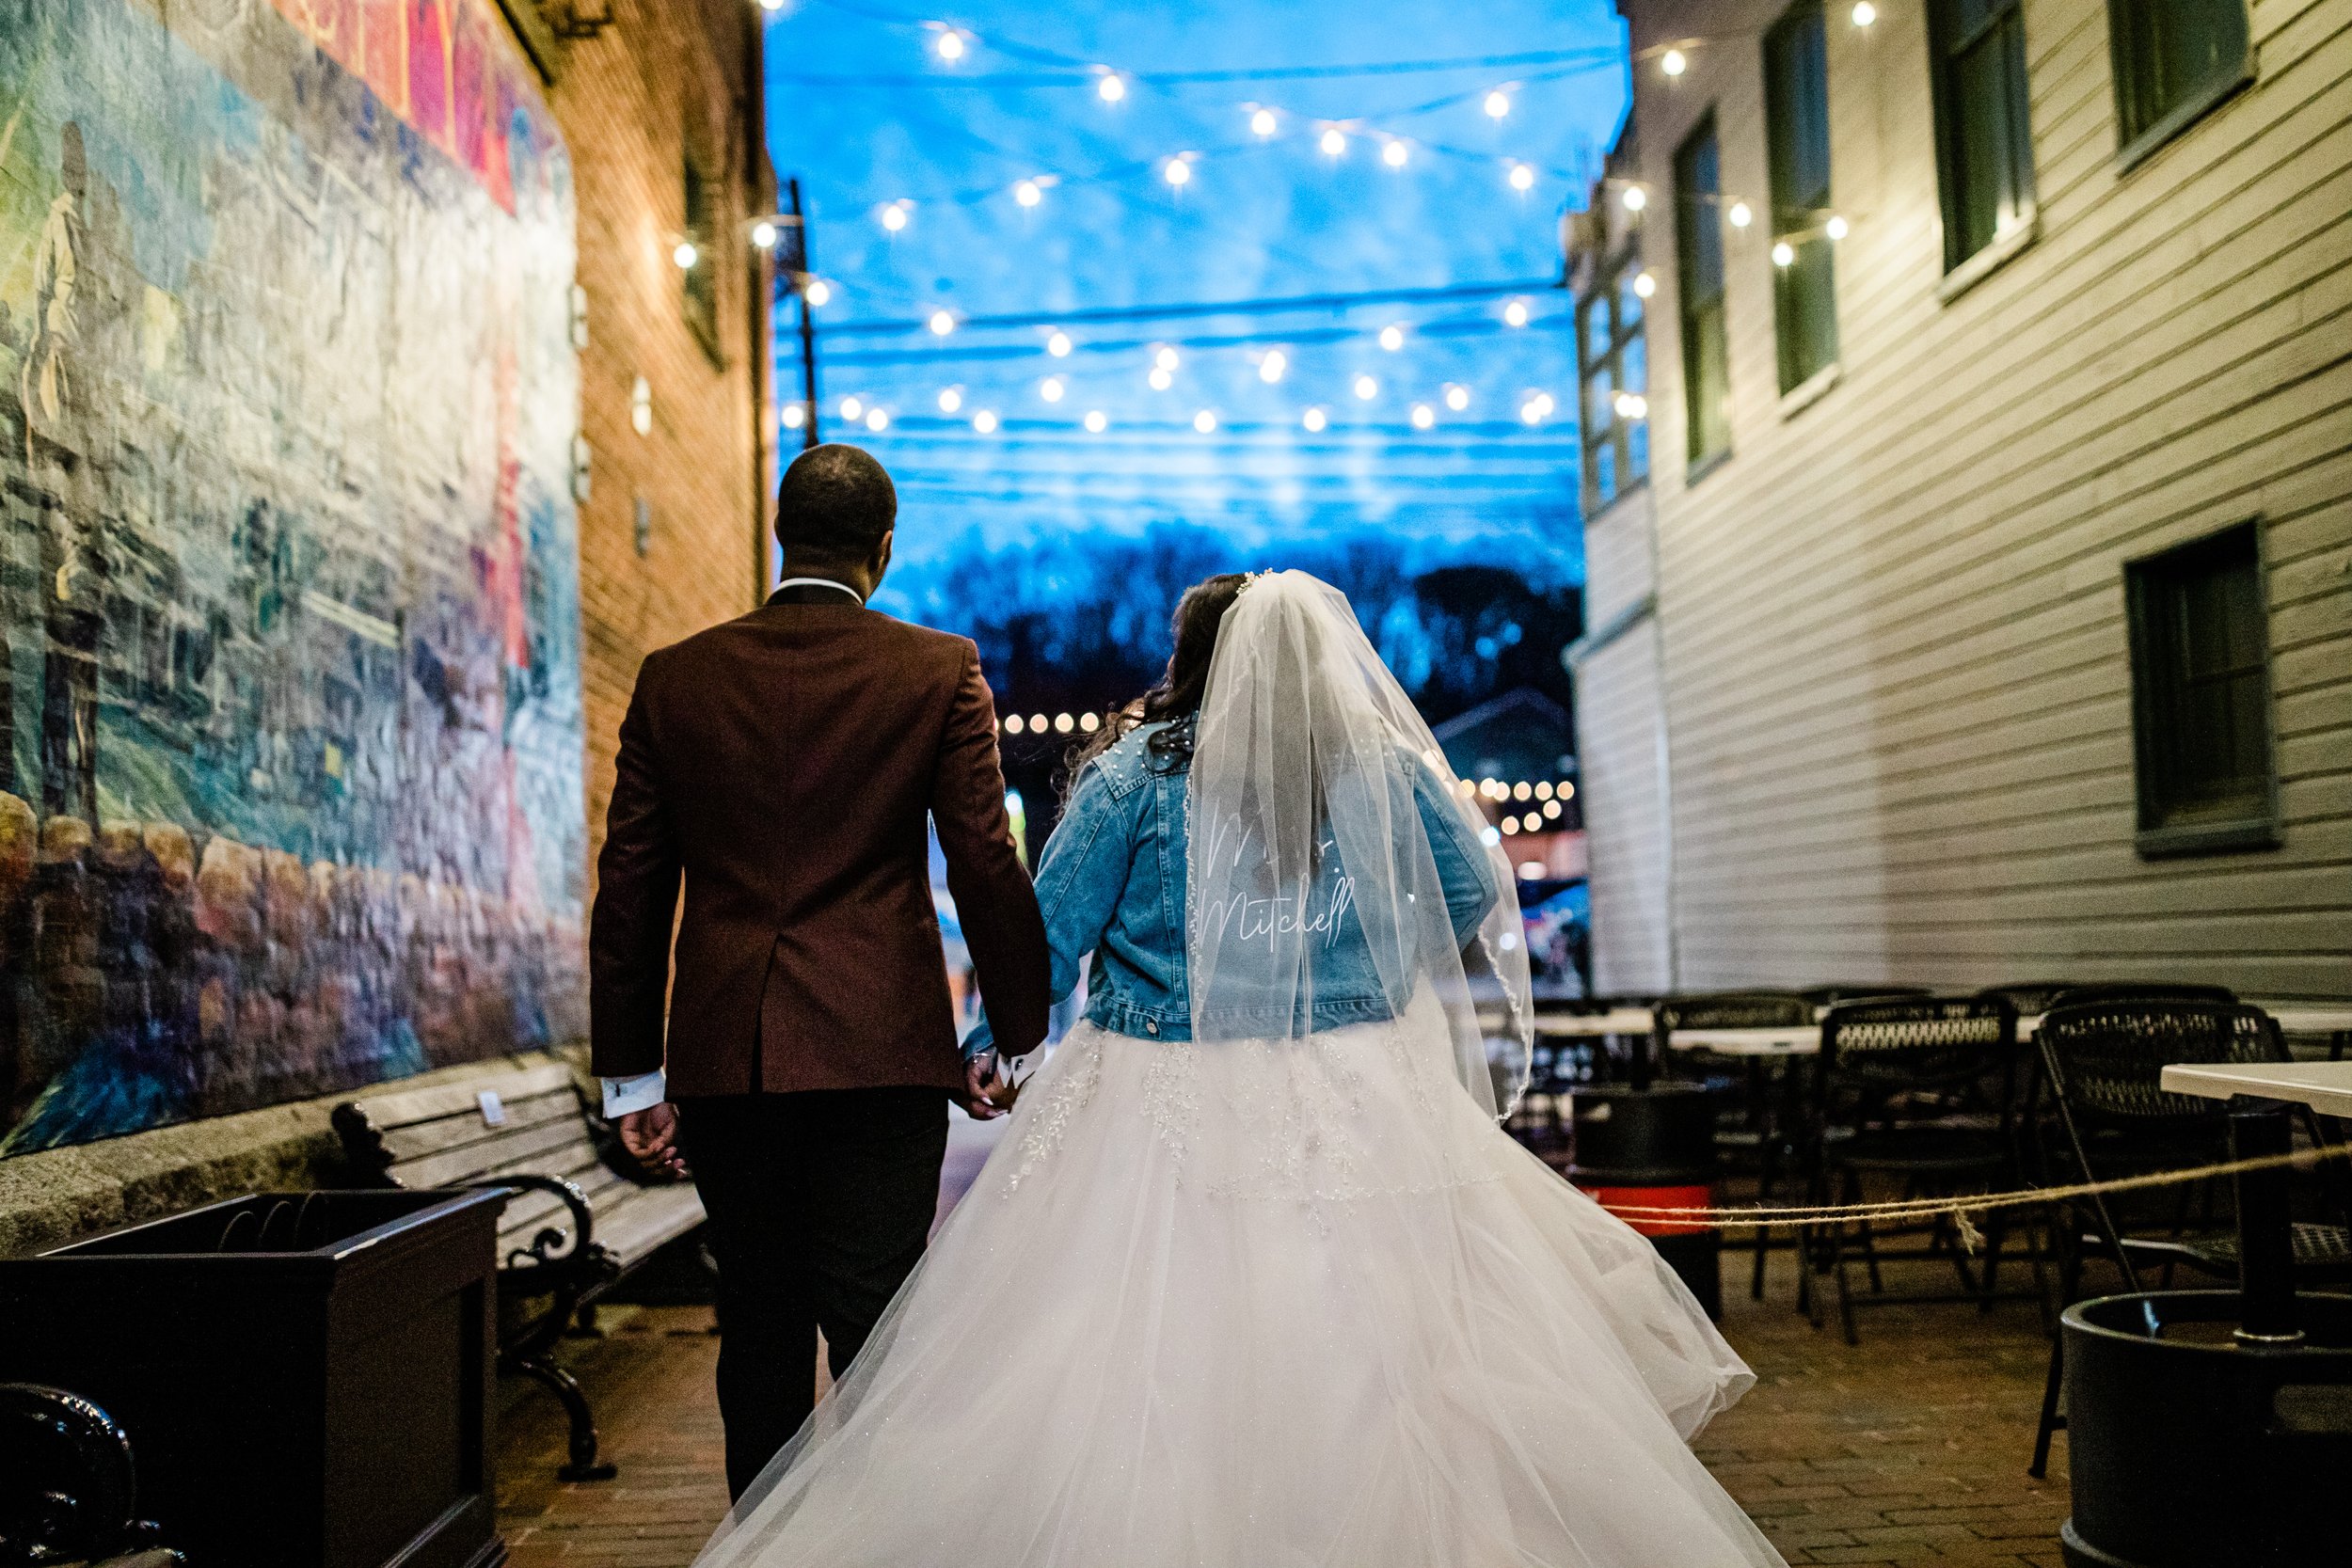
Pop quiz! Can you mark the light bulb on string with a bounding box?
[1519,398,1545,425]
[1378,324,1405,351]
[1084,410,1108,433]
[1772,241,1795,266]
[1613,391,1648,420]
[1302,407,1327,432]
[1250,107,1278,137]
[1040,375,1065,403]
[1621,184,1646,212]
[1726,200,1753,228]
[672,240,698,269]
[865,406,889,432]
[1259,350,1287,384]
[1014,179,1042,208]
[1096,71,1126,103]
[751,219,778,249]
[933,28,965,61]
[1826,214,1850,240]
[758,0,783,10]
[1444,384,1470,411]
[1154,346,1180,372]
[1508,162,1535,192]
[1319,127,1347,157]
[1353,374,1378,401]
[1381,139,1409,168]
[1661,48,1687,76]
[803,278,833,307]
[781,404,805,430]
[937,388,962,413]
[1164,156,1192,187]
[1633,271,1657,297]
[1484,88,1511,119]
[839,396,863,421]
[1148,366,1172,390]
[1193,409,1217,433]
[1410,404,1435,429]
[1502,300,1530,327]
[881,202,909,232]
[1046,331,1073,357]
[928,309,955,336]
[1851,1,1877,22]
[972,408,999,433]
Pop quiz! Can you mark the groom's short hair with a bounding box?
[774,444,897,565]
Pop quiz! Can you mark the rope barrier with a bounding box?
[1593,1143,2352,1243]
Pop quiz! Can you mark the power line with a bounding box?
[824,277,1562,337]
[814,311,1567,369]
[771,48,1622,88]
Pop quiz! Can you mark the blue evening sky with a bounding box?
[760,0,1631,614]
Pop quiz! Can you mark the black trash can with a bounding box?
[0,1189,509,1568]
[2061,1290,2352,1568]
[1566,1081,1723,1319]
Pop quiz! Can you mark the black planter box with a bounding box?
[0,1190,508,1568]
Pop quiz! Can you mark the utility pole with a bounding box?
[785,177,819,451]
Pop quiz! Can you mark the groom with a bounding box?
[590,443,1052,1500]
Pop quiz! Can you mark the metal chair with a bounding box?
[2047,982,2237,1008]
[2026,1001,2352,1477]
[1655,992,1815,1300]
[1799,984,1933,1006]
[1800,995,2042,1345]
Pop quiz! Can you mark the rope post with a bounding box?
[2230,1102,2302,1346]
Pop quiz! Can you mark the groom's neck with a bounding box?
[777,560,879,602]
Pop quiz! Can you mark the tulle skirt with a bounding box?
[699,995,1786,1567]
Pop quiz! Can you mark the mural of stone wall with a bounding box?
[0,0,585,1154]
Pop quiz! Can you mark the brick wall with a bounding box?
[548,0,776,880]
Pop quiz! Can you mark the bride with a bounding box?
[699,570,1786,1567]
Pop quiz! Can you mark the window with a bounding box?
[1764,0,1838,393]
[1674,118,1731,469]
[2124,521,2280,856]
[1930,0,2037,269]
[2108,0,2250,159]
[1577,249,1651,513]
[682,156,721,359]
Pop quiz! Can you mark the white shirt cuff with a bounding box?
[602,1069,667,1118]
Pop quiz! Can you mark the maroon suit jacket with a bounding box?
[589,585,1051,1097]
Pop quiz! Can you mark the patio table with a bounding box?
[2157,1060,2352,1119]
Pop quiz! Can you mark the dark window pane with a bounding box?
[1596,443,1618,504]
[1582,299,1611,361]
[2111,0,2249,143]
[1676,119,1730,465]
[1621,333,1647,395]
[1932,0,2036,269]
[1627,420,1650,483]
[1765,2,1839,390]
[1685,301,1731,460]
[1587,364,1615,433]
[2125,521,2276,844]
[1775,236,1838,390]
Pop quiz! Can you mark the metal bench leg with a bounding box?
[511,1354,619,1482]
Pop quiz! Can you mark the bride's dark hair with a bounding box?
[1068,572,1250,785]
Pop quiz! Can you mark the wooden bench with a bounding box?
[333,1062,706,1481]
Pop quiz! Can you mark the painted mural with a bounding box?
[0,0,585,1155]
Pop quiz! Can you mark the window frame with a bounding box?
[1762,0,1840,394]
[682,154,724,365]
[1576,242,1652,516]
[2106,0,2254,171]
[1673,114,1732,475]
[1927,0,2040,273]
[2123,518,2282,859]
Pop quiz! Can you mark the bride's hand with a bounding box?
[961,1051,1011,1119]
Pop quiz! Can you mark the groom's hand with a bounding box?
[960,1051,1010,1120]
[618,1101,687,1178]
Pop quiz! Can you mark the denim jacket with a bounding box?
[965,720,1499,1054]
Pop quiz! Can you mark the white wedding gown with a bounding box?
[698,989,1787,1568]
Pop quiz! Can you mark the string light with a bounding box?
[881,202,910,232]
[1004,715,1025,734]
[1727,201,1753,228]
[1259,349,1287,383]
[1484,88,1511,118]
[672,240,698,269]
[1503,300,1530,327]
[1661,48,1687,75]
[864,406,890,432]
[1319,127,1347,157]
[1381,139,1409,168]
[1353,374,1378,400]
[1508,162,1535,192]
[1513,782,1532,800]
[1193,409,1218,433]
[1040,375,1065,402]
[1543,798,1562,818]
[1080,712,1102,733]
[973,408,999,433]
[1096,71,1126,103]
[1445,384,1470,411]
[1410,403,1435,429]
[1613,391,1647,420]
[751,220,778,249]
[1518,391,1554,424]
[938,387,962,413]
[1164,156,1193,187]
[1148,366,1173,390]
[1535,782,1554,800]
[1621,184,1646,212]
[934,28,966,61]
[1250,106,1278,136]
[1378,324,1406,351]
[1047,330,1073,356]
[928,309,956,336]
[1851,1,1877,22]
[782,404,805,430]
[839,396,864,420]
[803,279,833,307]
[1633,271,1657,297]
[1014,179,1042,207]
[1155,346,1181,372]
[1055,713,1075,734]
[1826,214,1850,240]
[1302,406,1327,432]
[1772,241,1795,265]
[759,0,784,10]
[1084,409,1108,432]
[1029,713,1047,730]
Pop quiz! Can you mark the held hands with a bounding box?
[961,1050,1020,1119]
[618,1101,688,1179]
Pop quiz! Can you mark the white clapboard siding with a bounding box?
[1576,623,1676,994]
[1596,0,2352,997]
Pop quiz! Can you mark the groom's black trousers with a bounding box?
[677,1087,949,1501]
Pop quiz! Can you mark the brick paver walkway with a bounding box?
[495,1132,2074,1566]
